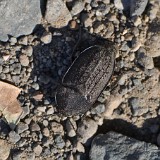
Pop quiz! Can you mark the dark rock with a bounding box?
[130,0,148,16]
[90,132,160,160]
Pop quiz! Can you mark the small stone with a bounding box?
[71,0,84,16]
[10,37,17,44]
[91,104,105,114]
[45,0,72,28]
[0,139,11,160]
[41,32,52,44]
[37,106,46,112]
[18,36,28,45]
[55,135,65,149]
[133,16,142,27]
[50,122,64,135]
[114,0,131,11]
[77,118,98,144]
[76,142,85,153]
[33,144,42,156]
[130,0,148,17]
[19,54,29,66]
[30,122,40,131]
[9,131,21,144]
[3,54,10,61]
[66,120,76,137]
[43,120,48,127]
[16,122,29,134]
[46,107,54,115]
[32,92,43,101]
[42,128,50,137]
[22,46,33,57]
[27,152,35,160]
[69,20,79,30]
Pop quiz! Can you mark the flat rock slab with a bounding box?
[0,0,41,42]
[90,131,160,160]
[0,81,23,129]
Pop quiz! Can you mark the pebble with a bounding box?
[45,0,72,28]
[66,120,76,137]
[50,122,64,135]
[30,122,41,131]
[22,46,33,57]
[91,104,106,114]
[37,106,46,112]
[16,122,29,134]
[41,32,52,44]
[71,0,84,15]
[46,107,54,115]
[55,135,65,149]
[9,131,21,144]
[130,0,148,16]
[114,0,131,11]
[33,144,42,156]
[42,128,50,137]
[77,118,98,144]
[19,54,30,66]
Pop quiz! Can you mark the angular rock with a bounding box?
[90,132,160,160]
[45,0,72,28]
[0,0,41,41]
[77,118,98,144]
[0,139,11,160]
[0,81,23,129]
[130,0,148,16]
[114,0,131,11]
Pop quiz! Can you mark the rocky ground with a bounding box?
[0,0,160,159]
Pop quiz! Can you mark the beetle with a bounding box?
[55,39,117,115]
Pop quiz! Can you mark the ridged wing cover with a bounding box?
[62,44,116,104]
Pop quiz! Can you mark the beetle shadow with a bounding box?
[98,116,160,145]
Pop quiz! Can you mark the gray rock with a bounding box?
[71,0,84,16]
[129,97,148,116]
[130,0,148,16]
[45,0,72,28]
[9,131,21,144]
[90,132,160,160]
[55,135,65,149]
[33,144,42,156]
[19,54,30,67]
[16,122,29,134]
[114,0,131,11]
[30,122,40,131]
[0,0,41,41]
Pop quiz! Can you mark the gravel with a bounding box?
[0,1,160,159]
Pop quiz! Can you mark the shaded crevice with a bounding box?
[97,117,160,145]
[40,0,47,17]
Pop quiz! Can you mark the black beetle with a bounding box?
[55,40,117,115]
